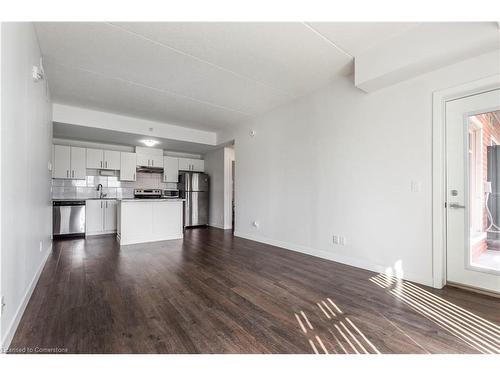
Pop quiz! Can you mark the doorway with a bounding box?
[231,160,235,233]
[446,88,500,294]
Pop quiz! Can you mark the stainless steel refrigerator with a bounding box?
[179,172,209,227]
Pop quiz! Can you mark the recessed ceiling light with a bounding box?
[140,139,159,147]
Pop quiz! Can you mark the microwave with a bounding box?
[163,189,180,199]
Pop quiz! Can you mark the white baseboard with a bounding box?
[209,223,232,230]
[234,231,431,287]
[1,244,52,350]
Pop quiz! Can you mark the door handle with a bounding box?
[448,203,466,209]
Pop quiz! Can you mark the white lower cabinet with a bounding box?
[86,200,103,234]
[118,200,183,245]
[86,199,117,236]
[104,200,117,232]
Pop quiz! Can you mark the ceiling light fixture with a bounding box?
[140,139,159,147]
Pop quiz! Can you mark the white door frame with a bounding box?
[432,74,500,289]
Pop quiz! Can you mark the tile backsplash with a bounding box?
[52,170,177,200]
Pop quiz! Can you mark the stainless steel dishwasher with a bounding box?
[53,200,86,237]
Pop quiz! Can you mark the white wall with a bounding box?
[230,50,500,287]
[205,146,235,229]
[1,23,53,348]
[205,147,226,228]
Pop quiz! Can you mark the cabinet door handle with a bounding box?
[72,170,74,178]
[66,170,69,177]
[106,161,108,168]
[152,159,154,166]
[106,201,108,208]
[101,201,103,208]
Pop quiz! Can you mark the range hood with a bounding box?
[136,165,163,173]
[135,146,164,173]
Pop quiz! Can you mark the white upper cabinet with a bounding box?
[135,146,164,168]
[191,159,205,172]
[149,154,164,168]
[178,158,191,171]
[103,150,120,170]
[86,148,121,170]
[178,158,205,172]
[163,156,179,183]
[86,148,103,169]
[136,153,150,167]
[120,152,137,181]
[71,147,87,179]
[53,145,86,179]
[53,145,71,178]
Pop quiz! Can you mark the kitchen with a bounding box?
[52,140,210,245]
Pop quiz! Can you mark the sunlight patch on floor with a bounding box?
[294,298,380,354]
[369,273,500,354]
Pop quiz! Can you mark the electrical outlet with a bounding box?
[333,235,346,245]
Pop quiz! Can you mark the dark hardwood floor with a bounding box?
[9,227,500,354]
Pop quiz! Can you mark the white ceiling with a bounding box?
[35,22,424,133]
[37,22,498,136]
[305,22,420,56]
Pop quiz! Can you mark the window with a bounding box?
[468,124,483,234]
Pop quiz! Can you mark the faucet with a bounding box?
[96,184,107,199]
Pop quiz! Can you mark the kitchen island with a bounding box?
[117,199,184,246]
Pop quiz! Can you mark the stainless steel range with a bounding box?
[134,188,163,199]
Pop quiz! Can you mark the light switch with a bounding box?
[411,180,422,193]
